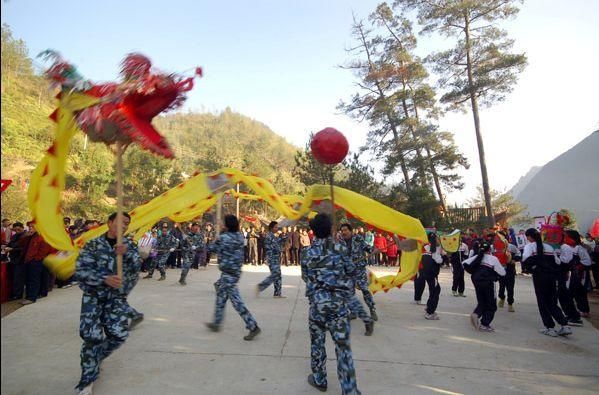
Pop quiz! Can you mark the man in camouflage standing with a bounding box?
[144,222,178,281]
[179,221,205,285]
[300,213,361,395]
[75,212,141,395]
[205,215,261,340]
[257,221,287,298]
[340,223,378,324]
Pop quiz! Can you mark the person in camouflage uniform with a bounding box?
[203,223,215,267]
[300,213,361,395]
[75,212,141,395]
[340,223,378,323]
[179,221,206,285]
[144,222,178,280]
[205,215,261,340]
[257,221,287,297]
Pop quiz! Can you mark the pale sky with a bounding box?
[2,0,598,203]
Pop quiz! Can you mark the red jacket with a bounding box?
[23,233,56,263]
[386,238,398,258]
[374,235,387,251]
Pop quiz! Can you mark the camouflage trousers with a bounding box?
[355,268,376,312]
[213,273,258,330]
[347,293,373,324]
[124,298,143,320]
[309,300,360,395]
[180,251,196,280]
[258,257,282,296]
[148,252,170,276]
[76,294,128,390]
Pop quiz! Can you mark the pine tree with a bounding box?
[398,0,527,226]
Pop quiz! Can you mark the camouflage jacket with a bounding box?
[265,232,285,257]
[183,230,205,252]
[155,231,179,253]
[208,232,245,277]
[76,235,141,298]
[300,236,356,303]
[343,234,373,270]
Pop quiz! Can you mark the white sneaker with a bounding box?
[557,326,572,336]
[424,312,439,320]
[78,383,93,395]
[539,328,558,337]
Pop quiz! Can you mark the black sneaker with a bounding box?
[179,278,187,286]
[370,310,378,322]
[130,314,144,330]
[349,313,357,320]
[307,374,327,392]
[568,319,584,327]
[158,275,166,281]
[365,321,374,336]
[205,322,221,332]
[243,327,261,341]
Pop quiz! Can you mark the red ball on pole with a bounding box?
[310,127,349,165]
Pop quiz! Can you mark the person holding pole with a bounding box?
[75,212,141,395]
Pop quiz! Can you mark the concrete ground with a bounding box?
[2,264,598,395]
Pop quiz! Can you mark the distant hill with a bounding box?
[514,131,599,233]
[509,166,542,198]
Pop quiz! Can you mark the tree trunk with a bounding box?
[400,97,427,188]
[412,104,447,212]
[356,21,411,192]
[464,14,494,227]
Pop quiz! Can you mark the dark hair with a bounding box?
[340,223,352,232]
[224,215,240,232]
[565,230,581,246]
[268,221,278,231]
[12,222,24,228]
[63,217,71,224]
[108,212,132,222]
[428,232,437,253]
[525,228,543,256]
[309,213,332,239]
[191,222,200,227]
[465,241,491,274]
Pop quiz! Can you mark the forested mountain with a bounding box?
[1,24,301,221]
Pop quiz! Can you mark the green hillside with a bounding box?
[1,24,301,222]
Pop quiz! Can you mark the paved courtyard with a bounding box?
[2,265,598,394]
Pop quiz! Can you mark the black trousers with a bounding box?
[424,275,441,315]
[532,272,567,328]
[39,265,50,297]
[451,261,465,293]
[257,244,265,264]
[414,272,426,301]
[557,276,580,321]
[473,280,497,326]
[25,260,44,302]
[290,247,299,264]
[591,262,599,289]
[570,276,590,314]
[11,263,26,299]
[498,264,516,305]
